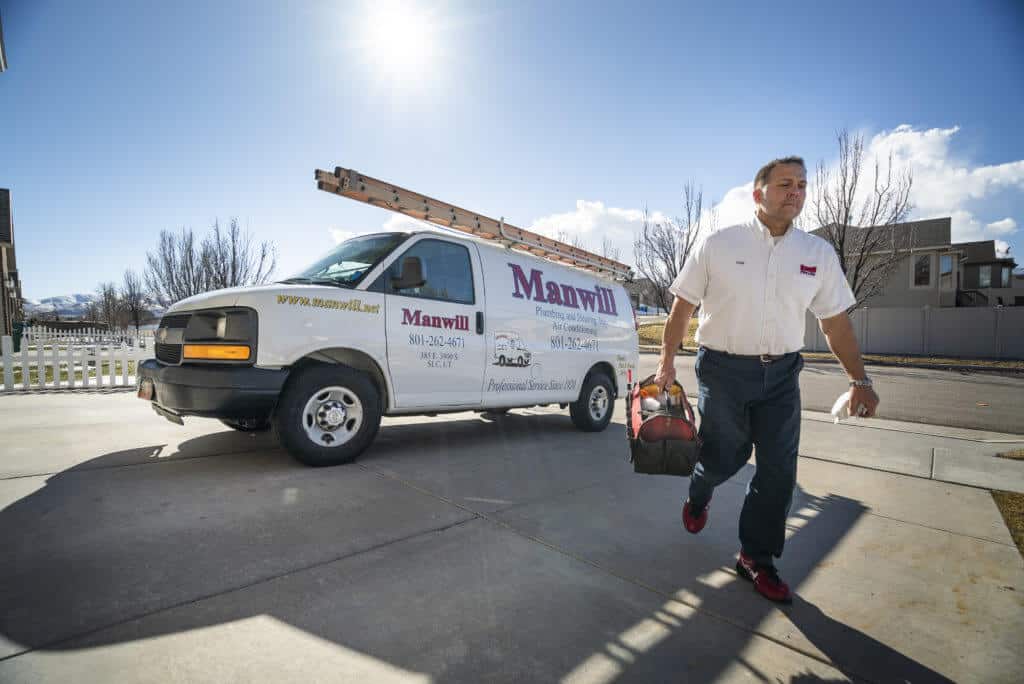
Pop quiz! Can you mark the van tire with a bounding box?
[219,417,271,432]
[499,355,507,366]
[274,365,382,467]
[570,372,614,432]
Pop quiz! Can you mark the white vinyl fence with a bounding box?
[1,327,155,392]
[804,306,1024,359]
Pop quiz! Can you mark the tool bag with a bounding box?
[626,375,701,476]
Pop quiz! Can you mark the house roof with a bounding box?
[810,217,951,251]
[952,240,1018,266]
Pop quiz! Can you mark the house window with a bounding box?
[939,254,954,291]
[979,265,991,288]
[912,254,932,287]
[1001,266,1011,288]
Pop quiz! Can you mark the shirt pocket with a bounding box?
[786,262,821,311]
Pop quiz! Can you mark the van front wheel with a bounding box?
[569,372,614,432]
[274,365,382,467]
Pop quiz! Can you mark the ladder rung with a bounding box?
[315,168,633,280]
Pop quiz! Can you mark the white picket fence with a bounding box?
[20,325,154,348]
[1,329,155,392]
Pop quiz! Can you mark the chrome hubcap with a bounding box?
[588,386,609,421]
[301,386,364,447]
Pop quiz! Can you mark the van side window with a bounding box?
[377,239,475,304]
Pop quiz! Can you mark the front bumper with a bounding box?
[137,358,288,420]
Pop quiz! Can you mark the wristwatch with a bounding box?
[849,376,873,388]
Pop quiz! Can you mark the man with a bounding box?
[654,156,879,603]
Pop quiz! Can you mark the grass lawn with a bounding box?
[638,320,698,349]
[992,491,1024,561]
[1,361,138,386]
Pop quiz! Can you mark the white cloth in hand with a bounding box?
[830,390,852,423]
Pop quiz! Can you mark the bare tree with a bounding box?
[633,182,711,313]
[121,269,147,334]
[600,236,621,262]
[202,218,277,291]
[96,282,120,330]
[145,228,210,308]
[808,130,914,309]
[144,219,276,308]
[83,301,100,323]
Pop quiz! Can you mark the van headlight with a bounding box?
[181,308,257,363]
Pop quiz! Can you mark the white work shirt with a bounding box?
[669,216,856,355]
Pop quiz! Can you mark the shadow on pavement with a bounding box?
[0,412,952,682]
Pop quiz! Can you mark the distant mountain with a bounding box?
[22,293,167,320]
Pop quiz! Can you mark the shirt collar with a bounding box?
[752,213,793,242]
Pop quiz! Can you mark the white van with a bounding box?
[138,229,639,466]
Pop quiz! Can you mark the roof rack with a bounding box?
[315,166,633,281]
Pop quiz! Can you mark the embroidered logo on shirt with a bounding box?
[800,264,817,277]
[735,260,745,265]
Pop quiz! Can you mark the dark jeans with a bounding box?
[689,347,804,566]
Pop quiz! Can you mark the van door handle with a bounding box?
[476,311,484,335]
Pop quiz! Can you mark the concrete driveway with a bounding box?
[1,390,1022,683]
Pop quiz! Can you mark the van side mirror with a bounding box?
[391,256,425,290]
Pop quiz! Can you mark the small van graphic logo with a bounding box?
[493,331,532,367]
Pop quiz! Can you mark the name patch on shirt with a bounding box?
[800,264,817,277]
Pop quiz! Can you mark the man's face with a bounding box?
[754,163,807,223]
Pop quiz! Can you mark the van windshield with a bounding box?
[282,233,408,287]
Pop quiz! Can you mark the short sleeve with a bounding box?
[669,238,709,305]
[809,247,856,319]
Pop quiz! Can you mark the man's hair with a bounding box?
[754,156,806,189]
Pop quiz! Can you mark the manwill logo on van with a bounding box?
[401,308,470,331]
[507,263,618,315]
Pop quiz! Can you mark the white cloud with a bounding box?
[706,125,1023,248]
[706,182,754,230]
[986,218,1017,235]
[863,125,1023,244]
[526,200,670,264]
[329,214,430,244]
[329,228,358,244]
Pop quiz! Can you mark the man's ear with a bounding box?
[752,185,763,205]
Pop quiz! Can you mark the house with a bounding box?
[624,277,671,314]
[811,217,1020,308]
[0,188,23,337]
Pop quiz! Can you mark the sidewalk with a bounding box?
[799,409,1024,492]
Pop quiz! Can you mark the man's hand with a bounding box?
[656,296,697,392]
[654,360,677,392]
[849,385,880,418]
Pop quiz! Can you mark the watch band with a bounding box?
[849,377,873,388]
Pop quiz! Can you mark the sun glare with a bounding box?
[360,1,441,83]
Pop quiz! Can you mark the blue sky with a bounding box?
[3,0,1023,300]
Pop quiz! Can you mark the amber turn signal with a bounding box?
[182,344,251,361]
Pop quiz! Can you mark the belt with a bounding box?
[702,347,792,364]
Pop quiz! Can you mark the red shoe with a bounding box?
[736,552,792,604]
[682,497,710,534]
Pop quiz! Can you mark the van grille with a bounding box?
[159,313,191,329]
[155,314,190,364]
[156,343,182,365]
